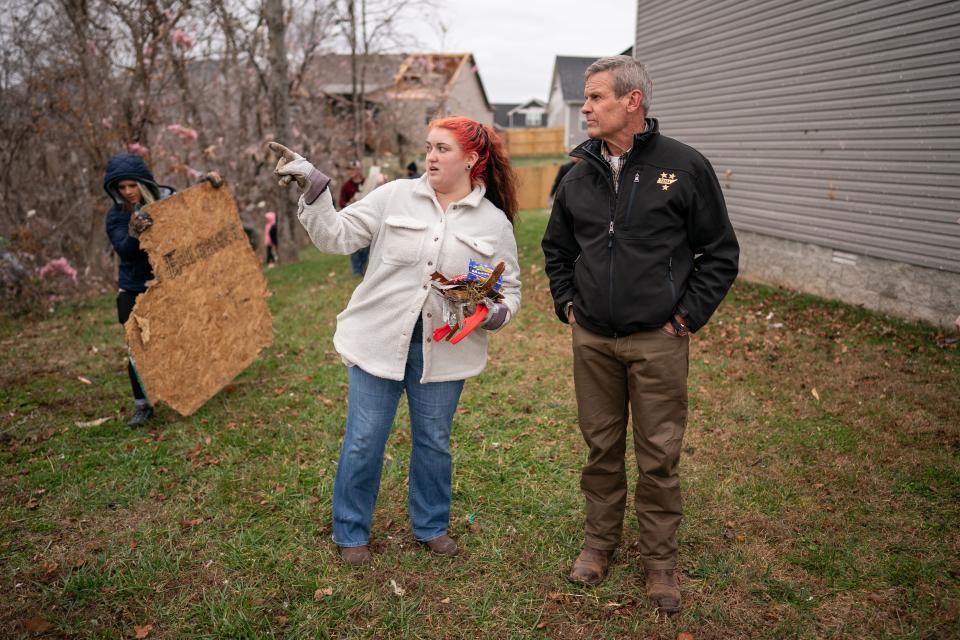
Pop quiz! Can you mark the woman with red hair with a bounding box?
[269,116,520,566]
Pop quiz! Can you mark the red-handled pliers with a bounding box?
[432,303,488,344]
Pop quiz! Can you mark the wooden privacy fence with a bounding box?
[502,127,565,157]
[514,163,563,210]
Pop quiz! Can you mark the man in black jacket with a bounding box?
[542,55,739,613]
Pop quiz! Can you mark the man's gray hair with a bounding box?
[585,55,653,112]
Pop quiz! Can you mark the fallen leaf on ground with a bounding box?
[275,615,287,627]
[811,388,820,401]
[536,621,548,629]
[440,597,451,604]
[389,579,406,596]
[76,417,110,427]
[74,557,86,569]
[134,622,154,638]
[25,498,39,510]
[314,587,333,600]
[307,495,320,505]
[77,376,92,385]
[547,591,565,601]
[180,517,203,530]
[677,633,695,640]
[23,616,53,633]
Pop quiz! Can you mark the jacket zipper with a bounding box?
[577,147,635,336]
[623,171,640,228]
[668,256,676,302]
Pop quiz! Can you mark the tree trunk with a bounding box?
[61,0,110,273]
[265,0,297,262]
[348,0,361,160]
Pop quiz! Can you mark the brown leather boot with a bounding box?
[645,568,681,613]
[568,547,613,586]
[339,545,371,566]
[423,534,458,556]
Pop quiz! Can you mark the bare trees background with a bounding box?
[0,0,430,309]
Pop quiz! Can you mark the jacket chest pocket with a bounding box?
[381,216,428,266]
[453,232,495,258]
[440,232,497,275]
[619,168,686,238]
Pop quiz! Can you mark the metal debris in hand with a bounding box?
[429,261,505,344]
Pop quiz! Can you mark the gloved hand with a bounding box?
[128,210,154,238]
[268,142,315,190]
[481,302,509,331]
[198,171,223,188]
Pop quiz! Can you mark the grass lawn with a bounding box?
[1,210,958,639]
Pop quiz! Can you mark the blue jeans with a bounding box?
[349,247,369,275]
[332,320,465,547]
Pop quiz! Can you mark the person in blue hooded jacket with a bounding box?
[103,153,175,427]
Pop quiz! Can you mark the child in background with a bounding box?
[264,211,278,267]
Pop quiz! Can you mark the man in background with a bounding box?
[338,159,368,276]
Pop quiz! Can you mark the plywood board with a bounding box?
[125,181,272,415]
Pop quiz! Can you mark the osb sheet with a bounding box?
[125,181,272,416]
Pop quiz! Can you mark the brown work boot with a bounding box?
[645,568,681,614]
[339,545,371,566]
[423,534,458,556]
[568,547,613,586]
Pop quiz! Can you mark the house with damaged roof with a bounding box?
[310,52,493,163]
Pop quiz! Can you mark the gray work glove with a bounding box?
[269,142,313,189]
[481,302,509,331]
[268,142,331,204]
[128,210,154,239]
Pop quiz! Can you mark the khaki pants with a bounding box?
[572,322,689,569]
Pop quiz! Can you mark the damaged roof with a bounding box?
[392,53,492,111]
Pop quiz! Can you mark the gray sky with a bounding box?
[399,0,637,104]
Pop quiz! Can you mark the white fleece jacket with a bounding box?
[297,175,521,383]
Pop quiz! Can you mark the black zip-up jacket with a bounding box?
[542,119,739,336]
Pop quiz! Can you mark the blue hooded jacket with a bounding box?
[103,154,175,292]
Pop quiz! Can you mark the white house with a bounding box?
[493,99,548,129]
[546,56,596,150]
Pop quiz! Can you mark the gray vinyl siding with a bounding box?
[634,0,960,273]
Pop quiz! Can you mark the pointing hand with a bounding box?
[268,142,315,190]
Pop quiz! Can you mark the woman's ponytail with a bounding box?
[480,126,518,223]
